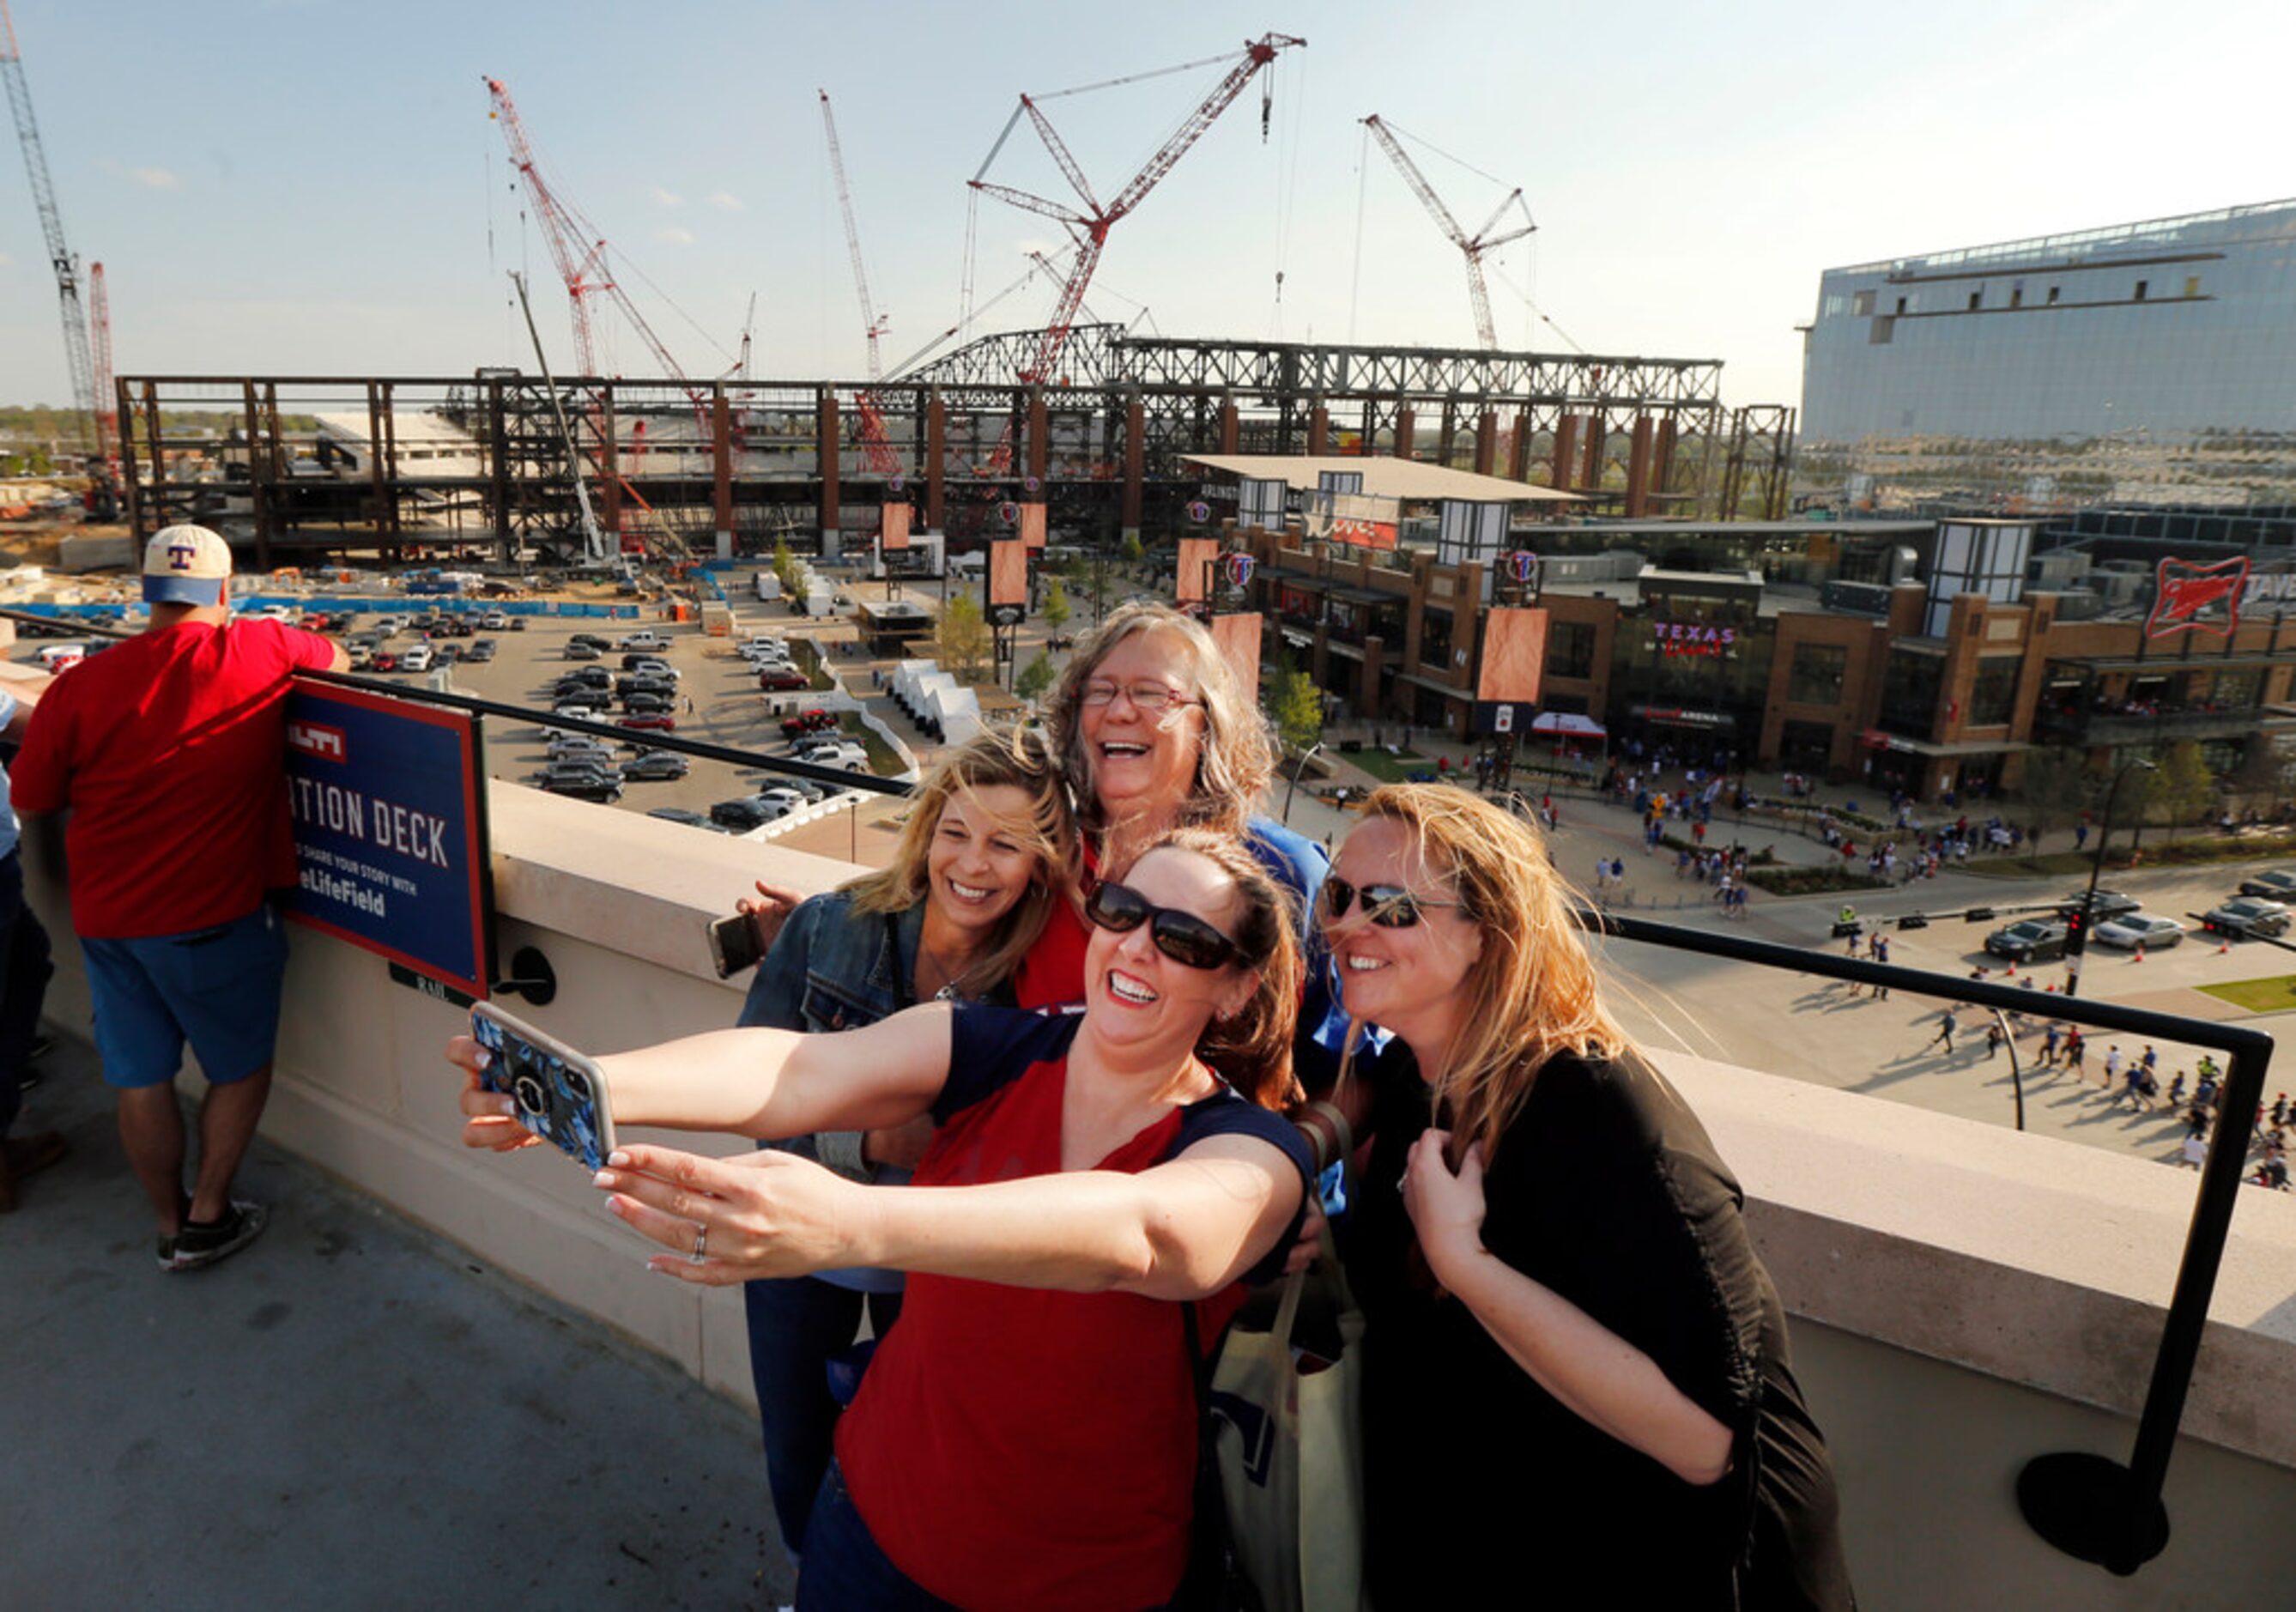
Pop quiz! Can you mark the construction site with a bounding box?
[2,22,1796,572]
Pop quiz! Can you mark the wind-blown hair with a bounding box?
[1047,601,1272,841]
[1127,827,1303,1112]
[1356,784,1626,1161]
[844,725,1077,991]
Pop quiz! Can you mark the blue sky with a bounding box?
[2,0,2290,413]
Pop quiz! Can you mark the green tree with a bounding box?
[2142,742,2215,841]
[1271,664,1324,755]
[1015,647,1056,704]
[2017,746,2094,861]
[936,591,990,684]
[1118,532,1144,572]
[1042,579,1070,638]
[772,536,795,591]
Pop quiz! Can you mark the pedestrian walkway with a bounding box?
[1,1036,782,1609]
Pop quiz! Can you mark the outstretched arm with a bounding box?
[595,1131,1304,1300]
[451,1002,955,1150]
[1407,1129,1734,1488]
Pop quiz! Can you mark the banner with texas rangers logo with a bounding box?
[281,681,493,997]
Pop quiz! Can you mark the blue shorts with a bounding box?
[84,906,289,1089]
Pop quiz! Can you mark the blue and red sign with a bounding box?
[2148,555,2249,639]
[1223,552,1255,591]
[282,681,493,998]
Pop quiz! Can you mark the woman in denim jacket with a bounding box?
[733,729,1076,1576]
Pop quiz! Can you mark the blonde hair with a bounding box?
[1048,601,1272,841]
[1356,784,1625,1161]
[1127,827,1303,1112]
[844,726,1077,992]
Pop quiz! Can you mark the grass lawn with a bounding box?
[2199,976,2296,1013]
[839,712,906,776]
[1341,748,1429,784]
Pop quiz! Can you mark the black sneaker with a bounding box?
[158,1200,270,1272]
[18,1034,53,1092]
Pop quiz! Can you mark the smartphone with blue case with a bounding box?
[470,1002,618,1171]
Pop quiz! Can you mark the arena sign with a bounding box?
[2148,555,2249,639]
[1653,622,1738,658]
[282,681,494,998]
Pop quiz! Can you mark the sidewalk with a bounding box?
[1,1036,783,1609]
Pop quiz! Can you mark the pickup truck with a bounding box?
[617,630,669,651]
[781,709,840,739]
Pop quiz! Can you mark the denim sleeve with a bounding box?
[736,897,821,1031]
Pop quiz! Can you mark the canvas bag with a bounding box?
[1203,1104,1367,1612]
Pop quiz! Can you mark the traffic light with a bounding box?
[2065,907,2088,957]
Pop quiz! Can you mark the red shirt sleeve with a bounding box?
[285,625,338,671]
[9,678,76,815]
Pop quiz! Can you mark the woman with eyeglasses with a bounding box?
[1303,785,1852,1609]
[1024,601,1352,1084]
[450,829,1312,1611]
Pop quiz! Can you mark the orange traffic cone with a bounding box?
[2220,938,2233,954]
[2046,981,2059,992]
[2006,958,2017,976]
[2134,943,2147,963]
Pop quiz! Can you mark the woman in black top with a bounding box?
[1304,785,1854,1609]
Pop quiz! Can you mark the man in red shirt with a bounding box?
[14,524,346,1270]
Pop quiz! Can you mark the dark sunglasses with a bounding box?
[1083,881,1241,971]
[1320,876,1463,930]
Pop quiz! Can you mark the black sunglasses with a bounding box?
[1320,876,1463,930]
[1083,881,1241,971]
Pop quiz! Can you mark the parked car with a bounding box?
[432,644,460,664]
[710,797,788,831]
[557,667,612,689]
[621,751,690,782]
[569,632,611,651]
[2237,870,2296,900]
[542,776,622,803]
[371,652,400,673]
[616,674,677,697]
[398,645,434,673]
[565,641,603,661]
[791,736,867,763]
[619,713,677,732]
[617,630,669,651]
[646,807,718,830]
[781,708,839,739]
[2093,914,2186,950]
[621,694,673,716]
[481,610,511,630]
[758,667,809,692]
[548,740,616,765]
[538,762,623,789]
[2201,897,2292,939]
[465,639,497,663]
[621,654,677,676]
[1985,918,2069,963]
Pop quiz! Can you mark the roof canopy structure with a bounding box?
[1182,453,1580,506]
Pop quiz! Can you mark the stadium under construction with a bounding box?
[111,325,1788,569]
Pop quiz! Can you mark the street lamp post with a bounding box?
[1282,740,1325,826]
[2065,756,2156,1000]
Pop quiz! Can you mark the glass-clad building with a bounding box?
[1799,198,2296,510]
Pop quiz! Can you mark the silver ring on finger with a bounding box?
[690,1223,709,1264]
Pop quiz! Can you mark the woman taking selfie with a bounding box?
[1307,785,1853,1609]
[452,830,1313,1611]
[732,728,1075,1572]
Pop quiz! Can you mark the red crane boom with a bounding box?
[1361,115,1535,351]
[972,33,1306,392]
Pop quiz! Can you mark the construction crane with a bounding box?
[1361,114,1535,351]
[971,33,1306,393]
[818,89,900,479]
[0,1,98,452]
[482,76,707,404]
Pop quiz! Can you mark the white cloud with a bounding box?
[655,227,695,246]
[705,191,743,212]
[133,167,181,190]
[652,186,682,208]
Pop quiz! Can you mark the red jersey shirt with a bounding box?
[836,1008,1310,1612]
[13,617,337,938]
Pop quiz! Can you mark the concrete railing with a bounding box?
[27,777,2296,1604]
